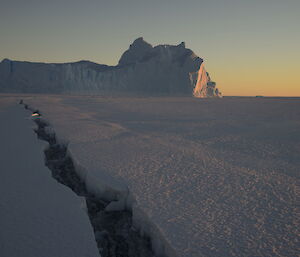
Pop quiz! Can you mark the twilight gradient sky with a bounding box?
[1,0,299,96]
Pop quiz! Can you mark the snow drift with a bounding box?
[0,38,221,97]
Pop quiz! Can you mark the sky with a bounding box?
[1,0,299,96]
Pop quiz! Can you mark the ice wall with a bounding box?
[193,63,221,98]
[0,38,221,97]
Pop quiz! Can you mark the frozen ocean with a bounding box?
[1,94,299,257]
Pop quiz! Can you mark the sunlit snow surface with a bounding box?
[5,95,300,257]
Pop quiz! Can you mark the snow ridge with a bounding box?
[23,103,157,257]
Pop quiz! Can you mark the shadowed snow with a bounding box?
[0,99,99,257]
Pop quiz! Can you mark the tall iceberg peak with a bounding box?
[118,37,153,66]
[118,38,221,98]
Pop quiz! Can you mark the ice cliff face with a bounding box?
[0,38,221,97]
[193,63,220,97]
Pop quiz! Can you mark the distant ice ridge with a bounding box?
[0,37,221,97]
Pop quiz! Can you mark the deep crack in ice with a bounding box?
[24,102,156,257]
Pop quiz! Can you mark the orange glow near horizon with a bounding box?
[207,57,300,97]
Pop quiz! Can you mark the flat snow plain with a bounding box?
[4,94,299,257]
[0,97,99,257]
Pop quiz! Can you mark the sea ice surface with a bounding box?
[5,95,300,257]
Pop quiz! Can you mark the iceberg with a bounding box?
[0,38,221,97]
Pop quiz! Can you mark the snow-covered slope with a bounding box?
[0,38,221,97]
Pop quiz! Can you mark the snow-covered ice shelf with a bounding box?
[6,95,300,257]
[0,98,99,257]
